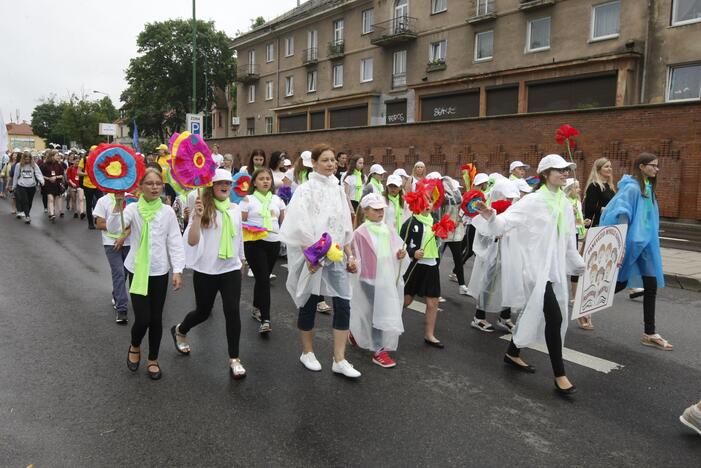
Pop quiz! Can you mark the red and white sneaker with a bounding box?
[372,350,396,368]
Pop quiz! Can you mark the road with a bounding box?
[1,200,700,467]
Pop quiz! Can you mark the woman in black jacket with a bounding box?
[583,158,616,227]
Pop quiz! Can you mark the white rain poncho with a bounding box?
[279,171,354,308]
[349,221,409,351]
[471,187,585,348]
[466,180,519,313]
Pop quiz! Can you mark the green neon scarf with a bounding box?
[253,190,273,230]
[129,196,163,296]
[364,220,391,258]
[538,185,570,235]
[414,213,438,259]
[388,194,402,233]
[104,194,124,239]
[353,170,363,201]
[214,197,235,259]
[299,169,308,184]
[568,196,586,237]
[370,177,383,194]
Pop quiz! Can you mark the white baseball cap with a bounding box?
[301,150,313,168]
[282,158,292,167]
[537,154,576,174]
[426,171,442,179]
[386,174,403,187]
[490,179,520,201]
[360,193,387,209]
[509,161,530,173]
[393,168,410,178]
[514,178,533,194]
[212,168,233,183]
[564,178,578,191]
[489,172,507,182]
[369,163,386,175]
[473,173,489,187]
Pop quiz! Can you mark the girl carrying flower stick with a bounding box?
[349,193,408,368]
[383,174,409,234]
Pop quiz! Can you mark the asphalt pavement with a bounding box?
[1,199,700,467]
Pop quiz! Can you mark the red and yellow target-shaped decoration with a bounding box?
[87,144,145,193]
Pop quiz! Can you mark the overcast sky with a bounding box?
[1,0,301,124]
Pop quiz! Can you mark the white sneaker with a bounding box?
[448,273,458,283]
[332,359,361,378]
[247,269,254,278]
[230,358,246,379]
[438,296,446,303]
[300,352,322,371]
[496,318,515,333]
[459,285,469,295]
[269,273,277,279]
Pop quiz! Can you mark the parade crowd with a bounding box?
[2,142,700,436]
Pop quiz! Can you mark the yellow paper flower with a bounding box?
[326,243,344,262]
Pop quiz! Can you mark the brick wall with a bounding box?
[209,102,701,221]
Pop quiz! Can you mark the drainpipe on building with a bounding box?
[276,36,281,128]
[640,0,653,104]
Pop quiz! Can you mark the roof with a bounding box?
[6,122,34,136]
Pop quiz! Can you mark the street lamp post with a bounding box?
[93,90,112,143]
[192,0,197,115]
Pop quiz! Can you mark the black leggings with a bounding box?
[507,282,565,377]
[84,187,99,228]
[243,240,280,322]
[462,225,476,263]
[476,308,511,320]
[179,270,242,359]
[15,185,36,216]
[128,273,169,360]
[615,277,656,335]
[442,240,466,285]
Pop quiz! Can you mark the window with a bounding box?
[248,50,256,66]
[265,117,273,134]
[247,84,255,103]
[360,58,373,82]
[475,30,493,61]
[307,70,317,92]
[284,36,294,56]
[265,43,274,62]
[333,19,344,44]
[477,0,495,16]
[395,0,408,20]
[592,1,620,40]
[432,0,447,14]
[362,8,374,34]
[285,76,294,96]
[246,118,255,136]
[668,63,701,101]
[393,50,407,87]
[333,63,344,88]
[429,40,447,62]
[527,17,551,52]
[672,0,701,26]
[265,80,273,101]
[308,30,318,48]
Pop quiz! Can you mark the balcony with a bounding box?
[392,73,407,89]
[468,0,496,23]
[370,16,418,47]
[235,64,259,84]
[426,60,446,73]
[328,40,345,59]
[303,47,318,66]
[519,0,555,11]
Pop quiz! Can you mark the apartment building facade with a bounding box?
[213,0,701,138]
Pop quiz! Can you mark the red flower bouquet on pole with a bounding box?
[555,124,580,162]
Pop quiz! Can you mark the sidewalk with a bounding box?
[661,247,701,292]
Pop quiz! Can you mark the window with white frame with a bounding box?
[333,19,344,44]
[592,1,620,40]
[265,80,273,100]
[476,0,494,16]
[248,50,256,66]
[668,63,701,101]
[285,76,294,96]
[393,50,407,87]
[360,58,373,82]
[672,0,701,26]
[332,63,344,88]
[527,17,551,52]
[266,43,274,62]
[475,30,493,61]
[248,84,255,103]
[284,36,294,56]
[362,8,374,34]
[429,40,447,62]
[265,117,273,134]
[432,0,447,14]
[307,70,317,92]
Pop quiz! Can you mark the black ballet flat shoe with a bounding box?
[424,338,445,349]
[147,363,162,380]
[629,291,644,300]
[554,380,577,396]
[503,354,536,373]
[127,347,140,372]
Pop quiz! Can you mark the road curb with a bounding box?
[664,273,701,292]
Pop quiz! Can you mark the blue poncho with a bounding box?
[600,175,664,288]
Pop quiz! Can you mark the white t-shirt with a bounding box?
[212,153,224,168]
[93,195,131,246]
[183,204,245,275]
[343,173,364,202]
[239,193,285,242]
[273,170,287,188]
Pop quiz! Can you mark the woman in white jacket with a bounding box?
[473,154,585,396]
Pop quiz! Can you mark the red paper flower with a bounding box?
[404,190,430,214]
[461,189,486,218]
[432,214,457,240]
[555,124,580,149]
[416,178,445,211]
[491,200,512,214]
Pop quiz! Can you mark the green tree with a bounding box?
[55,95,118,148]
[120,19,236,141]
[30,98,70,146]
[250,16,266,29]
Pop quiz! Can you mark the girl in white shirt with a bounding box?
[171,169,247,379]
[109,168,185,380]
[240,168,285,334]
[342,155,365,211]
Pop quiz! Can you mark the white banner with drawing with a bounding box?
[571,224,628,320]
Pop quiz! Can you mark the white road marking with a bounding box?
[499,334,624,374]
[659,236,690,243]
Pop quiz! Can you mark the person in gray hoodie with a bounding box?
[12,151,44,224]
